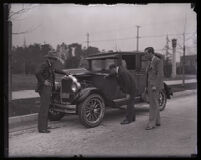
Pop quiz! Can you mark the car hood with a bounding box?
[62,68,90,75]
[62,68,108,76]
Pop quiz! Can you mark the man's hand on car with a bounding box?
[152,86,156,91]
[144,87,148,93]
[104,75,109,79]
[44,80,52,86]
[126,94,130,99]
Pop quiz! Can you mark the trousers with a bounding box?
[38,86,51,131]
[126,95,136,121]
[147,84,160,127]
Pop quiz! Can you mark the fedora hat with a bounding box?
[44,50,59,60]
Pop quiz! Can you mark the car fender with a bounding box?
[73,87,105,104]
[163,82,173,99]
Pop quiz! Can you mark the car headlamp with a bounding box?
[71,83,77,92]
[68,75,81,92]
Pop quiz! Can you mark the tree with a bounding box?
[9,4,41,35]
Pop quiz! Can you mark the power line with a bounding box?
[88,32,194,44]
[88,18,188,36]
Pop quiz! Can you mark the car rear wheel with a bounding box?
[158,89,167,111]
[48,105,65,121]
[78,94,105,128]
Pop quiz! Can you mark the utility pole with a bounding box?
[136,25,141,51]
[171,39,177,78]
[165,35,170,59]
[182,6,187,86]
[182,33,186,86]
[86,32,89,49]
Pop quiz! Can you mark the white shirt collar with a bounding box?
[151,55,155,62]
[116,66,119,74]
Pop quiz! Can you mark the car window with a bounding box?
[91,59,116,72]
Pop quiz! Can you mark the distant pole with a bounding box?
[182,6,187,86]
[171,39,177,78]
[86,33,89,49]
[182,33,186,86]
[5,4,12,101]
[165,35,170,59]
[136,25,141,51]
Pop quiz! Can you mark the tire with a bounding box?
[78,93,105,128]
[158,89,167,111]
[48,105,65,121]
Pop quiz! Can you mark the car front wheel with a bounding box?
[158,89,167,111]
[78,93,105,128]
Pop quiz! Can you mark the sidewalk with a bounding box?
[11,79,197,100]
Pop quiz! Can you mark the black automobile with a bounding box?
[48,51,173,128]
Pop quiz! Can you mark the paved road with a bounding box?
[9,93,197,157]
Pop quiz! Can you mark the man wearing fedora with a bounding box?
[35,50,68,133]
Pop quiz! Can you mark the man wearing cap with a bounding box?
[107,64,136,125]
[144,47,164,130]
[35,50,68,133]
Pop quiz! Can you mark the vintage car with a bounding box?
[48,51,173,128]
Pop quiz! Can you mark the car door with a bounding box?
[90,58,126,101]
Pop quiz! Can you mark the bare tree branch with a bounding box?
[12,24,42,35]
[9,4,39,21]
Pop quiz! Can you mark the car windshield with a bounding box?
[91,59,117,72]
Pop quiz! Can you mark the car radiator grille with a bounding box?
[61,78,73,103]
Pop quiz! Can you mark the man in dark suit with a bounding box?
[35,50,68,133]
[108,64,136,125]
[144,47,164,130]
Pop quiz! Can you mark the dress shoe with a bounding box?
[145,126,155,130]
[120,119,132,125]
[39,129,50,133]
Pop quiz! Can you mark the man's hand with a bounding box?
[44,80,52,86]
[104,75,109,79]
[144,87,148,93]
[152,86,156,91]
[126,94,130,99]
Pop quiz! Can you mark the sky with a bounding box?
[11,3,197,62]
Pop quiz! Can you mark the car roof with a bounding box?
[85,51,145,60]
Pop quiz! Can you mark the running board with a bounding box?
[113,96,141,103]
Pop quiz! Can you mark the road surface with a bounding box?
[9,93,197,157]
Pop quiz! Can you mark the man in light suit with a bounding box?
[144,47,164,130]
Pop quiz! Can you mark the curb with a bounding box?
[172,89,197,98]
[8,89,197,127]
[9,113,38,126]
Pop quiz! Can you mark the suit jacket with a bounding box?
[145,55,164,90]
[35,60,66,92]
[116,66,136,96]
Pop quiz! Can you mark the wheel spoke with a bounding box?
[86,112,91,118]
[93,113,98,120]
[91,113,97,121]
